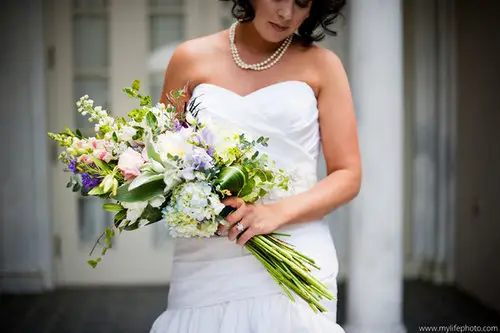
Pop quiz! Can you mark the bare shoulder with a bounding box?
[288,42,345,97]
[302,45,350,100]
[310,46,346,84]
[171,33,222,64]
[161,32,227,103]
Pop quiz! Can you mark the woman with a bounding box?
[151,0,360,332]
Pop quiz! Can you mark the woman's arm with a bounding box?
[224,49,361,245]
[159,40,199,105]
[276,49,361,224]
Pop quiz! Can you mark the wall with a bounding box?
[0,0,52,292]
[455,0,500,312]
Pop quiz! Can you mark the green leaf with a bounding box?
[75,129,83,139]
[237,178,255,197]
[72,182,81,192]
[146,111,158,129]
[88,186,105,196]
[132,126,144,140]
[146,140,162,164]
[112,179,165,203]
[140,95,152,107]
[173,89,182,99]
[117,117,127,125]
[141,205,163,224]
[124,222,139,231]
[131,79,140,91]
[89,155,112,173]
[103,203,123,212]
[123,87,138,99]
[88,258,101,268]
[113,210,127,228]
[216,165,248,195]
[112,132,118,142]
[105,227,115,239]
[128,173,164,191]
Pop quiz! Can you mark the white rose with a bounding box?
[156,127,193,158]
[120,126,137,142]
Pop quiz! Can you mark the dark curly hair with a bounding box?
[219,0,346,46]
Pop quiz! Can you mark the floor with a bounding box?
[1,280,499,333]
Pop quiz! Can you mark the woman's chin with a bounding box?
[261,32,292,44]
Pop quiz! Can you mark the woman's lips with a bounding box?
[269,22,289,32]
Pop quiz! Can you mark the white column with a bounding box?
[409,0,439,280]
[0,0,52,292]
[346,1,405,333]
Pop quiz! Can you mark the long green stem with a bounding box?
[246,244,296,302]
[253,237,333,299]
[252,237,329,294]
[247,242,320,307]
[245,234,335,312]
[263,238,316,273]
[268,235,319,267]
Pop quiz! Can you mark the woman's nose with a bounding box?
[277,2,294,21]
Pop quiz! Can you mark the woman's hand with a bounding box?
[217,197,288,246]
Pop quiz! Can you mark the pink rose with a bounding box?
[75,139,87,149]
[89,138,106,150]
[118,148,145,181]
[77,154,92,164]
[93,149,113,163]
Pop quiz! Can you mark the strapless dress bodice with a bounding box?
[150,81,344,333]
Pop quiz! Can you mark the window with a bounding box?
[72,0,113,246]
[148,0,185,103]
[148,0,186,245]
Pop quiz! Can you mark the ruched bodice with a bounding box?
[192,81,321,193]
[150,81,345,333]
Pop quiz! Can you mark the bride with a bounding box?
[150,0,360,332]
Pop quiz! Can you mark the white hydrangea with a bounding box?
[163,181,225,238]
[165,212,218,238]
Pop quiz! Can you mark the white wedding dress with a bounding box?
[150,81,345,333]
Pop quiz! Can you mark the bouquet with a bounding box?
[48,80,334,312]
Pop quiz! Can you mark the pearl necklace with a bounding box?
[229,21,292,71]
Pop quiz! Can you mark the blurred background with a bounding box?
[0,0,499,332]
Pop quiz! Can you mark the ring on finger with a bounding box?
[236,222,244,231]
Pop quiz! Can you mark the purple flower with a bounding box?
[186,147,213,171]
[68,160,78,174]
[173,119,183,132]
[200,127,215,146]
[192,135,202,146]
[206,147,214,157]
[67,159,102,190]
[81,173,103,190]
